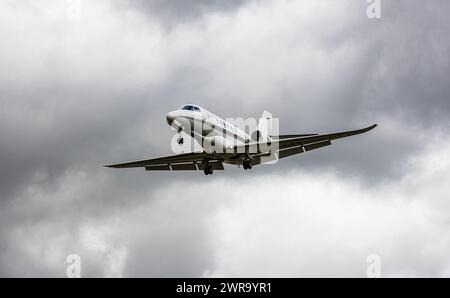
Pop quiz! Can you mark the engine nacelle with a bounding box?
[203,136,234,153]
[250,110,273,143]
[251,130,263,142]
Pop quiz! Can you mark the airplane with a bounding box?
[103,104,377,175]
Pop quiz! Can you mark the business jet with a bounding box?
[103,104,377,175]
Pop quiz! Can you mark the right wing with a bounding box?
[102,152,224,171]
[247,124,377,165]
[276,124,377,150]
[271,133,318,140]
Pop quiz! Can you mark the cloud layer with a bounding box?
[0,0,449,277]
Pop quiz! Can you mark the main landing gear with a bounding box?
[242,156,252,170]
[203,163,214,175]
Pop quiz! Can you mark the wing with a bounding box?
[102,152,224,171]
[103,124,377,170]
[271,133,318,140]
[248,124,377,165]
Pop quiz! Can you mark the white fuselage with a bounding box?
[166,104,252,158]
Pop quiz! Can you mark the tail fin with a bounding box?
[251,110,273,142]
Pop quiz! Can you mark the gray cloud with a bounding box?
[129,0,250,27]
[0,0,449,277]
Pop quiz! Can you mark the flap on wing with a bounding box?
[144,164,171,171]
[272,134,318,139]
[144,161,224,171]
[303,140,332,151]
[170,163,198,171]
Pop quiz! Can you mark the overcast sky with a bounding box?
[0,0,449,277]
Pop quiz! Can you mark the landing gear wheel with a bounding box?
[203,164,214,175]
[243,159,252,170]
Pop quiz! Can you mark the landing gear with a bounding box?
[242,156,252,170]
[243,160,252,170]
[203,163,214,175]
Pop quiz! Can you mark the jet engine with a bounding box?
[251,130,263,142]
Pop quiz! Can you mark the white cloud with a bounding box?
[200,135,450,277]
[51,131,447,277]
[80,225,127,278]
[106,133,450,278]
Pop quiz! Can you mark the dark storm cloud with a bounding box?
[0,0,449,277]
[221,0,450,180]
[128,0,250,27]
[367,1,450,123]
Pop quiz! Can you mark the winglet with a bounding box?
[366,124,378,131]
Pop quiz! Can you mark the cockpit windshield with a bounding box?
[181,105,201,112]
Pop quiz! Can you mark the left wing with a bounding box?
[102,152,224,171]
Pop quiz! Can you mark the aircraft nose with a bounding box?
[166,111,177,125]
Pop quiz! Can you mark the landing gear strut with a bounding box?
[242,156,253,170]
